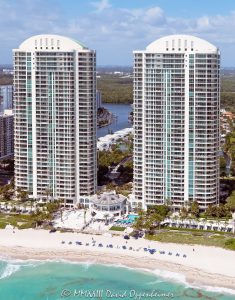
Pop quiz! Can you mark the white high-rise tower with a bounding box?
[13,34,97,205]
[133,35,220,210]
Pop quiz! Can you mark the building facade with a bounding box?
[96,90,102,109]
[13,34,97,204]
[133,35,220,210]
[0,110,14,159]
[0,85,13,112]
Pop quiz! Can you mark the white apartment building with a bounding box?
[132,35,220,210]
[13,34,97,204]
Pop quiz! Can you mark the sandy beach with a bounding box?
[0,228,235,292]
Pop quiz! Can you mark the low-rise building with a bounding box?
[0,109,14,159]
[0,85,13,112]
[89,191,129,217]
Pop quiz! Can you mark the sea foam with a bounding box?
[201,285,235,296]
[0,264,21,279]
[152,268,235,296]
[152,269,188,285]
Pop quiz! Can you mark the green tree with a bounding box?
[18,189,29,202]
[144,212,164,234]
[133,216,145,231]
[0,184,14,201]
[147,205,170,219]
[220,157,226,170]
[180,206,188,219]
[46,201,60,213]
[133,208,145,230]
[226,191,235,212]
[189,201,200,218]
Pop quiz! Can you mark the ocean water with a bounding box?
[0,259,234,300]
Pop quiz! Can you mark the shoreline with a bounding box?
[0,229,235,293]
[1,246,235,294]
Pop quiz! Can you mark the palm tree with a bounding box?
[180,206,188,227]
[23,202,27,213]
[144,212,164,234]
[165,198,174,214]
[84,209,87,224]
[104,213,109,225]
[179,214,185,228]
[34,214,45,228]
[224,219,229,231]
[202,218,207,230]
[133,216,145,231]
[209,219,214,230]
[44,188,52,202]
[189,200,200,218]
[172,215,178,227]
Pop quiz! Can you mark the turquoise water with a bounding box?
[0,259,234,300]
[116,214,138,224]
[127,214,138,222]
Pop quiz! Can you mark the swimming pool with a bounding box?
[127,214,138,221]
[116,214,138,224]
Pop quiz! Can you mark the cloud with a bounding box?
[196,16,212,31]
[91,0,111,13]
[143,7,166,25]
[1,1,235,65]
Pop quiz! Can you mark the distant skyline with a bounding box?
[1,0,235,66]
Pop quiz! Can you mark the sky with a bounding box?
[1,0,235,66]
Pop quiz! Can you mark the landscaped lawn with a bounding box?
[0,213,34,229]
[109,226,125,231]
[145,231,235,250]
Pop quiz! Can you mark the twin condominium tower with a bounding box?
[14,34,220,210]
[14,35,97,205]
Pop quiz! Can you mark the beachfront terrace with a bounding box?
[52,207,136,234]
